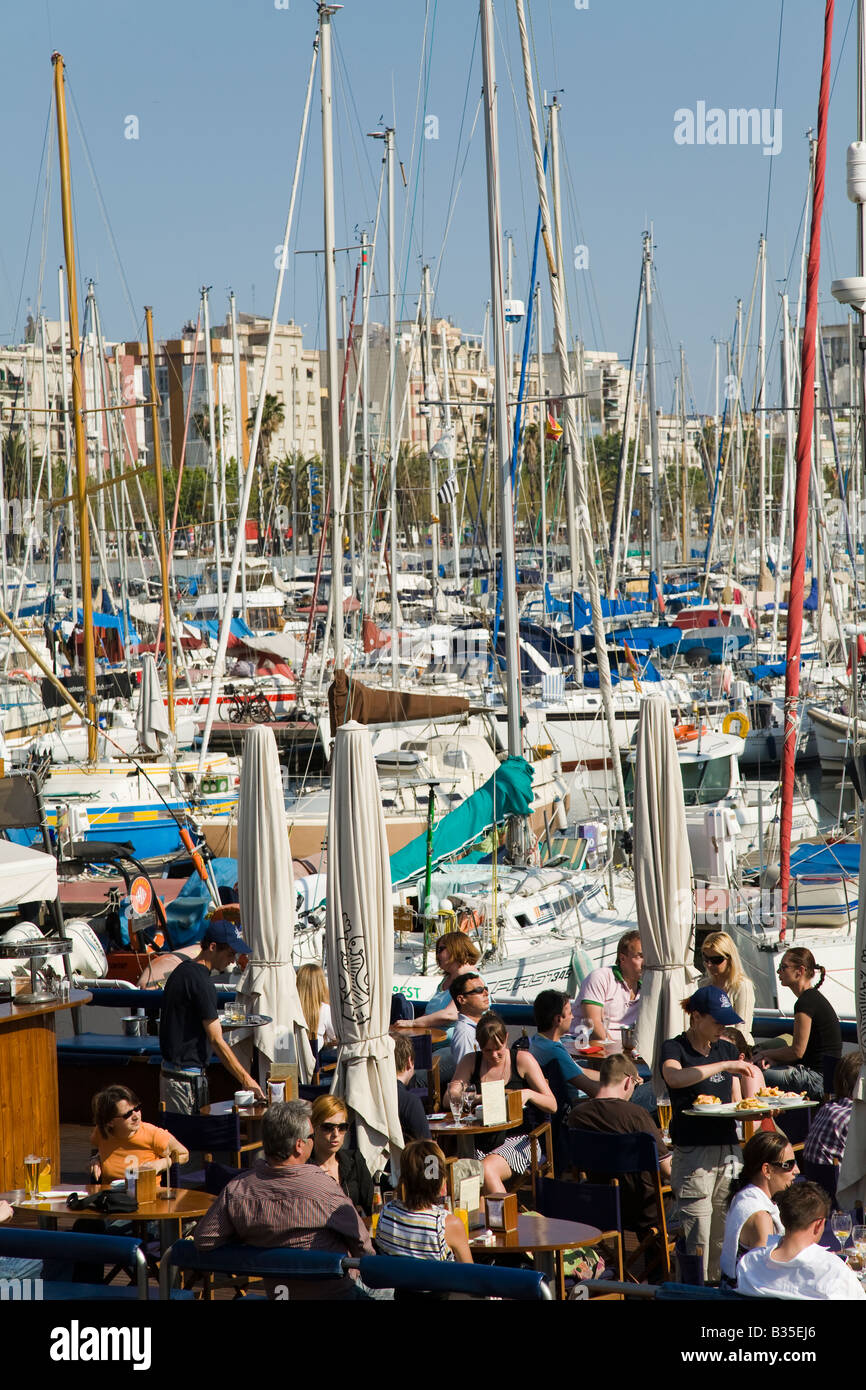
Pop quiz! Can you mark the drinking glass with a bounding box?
[24,1155,40,1201]
[657,1100,672,1144]
[449,1082,465,1123]
[832,1209,853,1259]
[463,1084,477,1118]
[852,1223,866,1270]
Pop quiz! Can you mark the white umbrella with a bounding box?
[325,720,402,1173]
[633,696,698,1093]
[136,653,171,753]
[837,835,866,1210]
[236,726,312,1083]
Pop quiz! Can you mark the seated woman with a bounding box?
[308,1095,374,1218]
[89,1085,189,1182]
[699,932,756,1043]
[297,962,337,1053]
[376,1140,472,1267]
[719,1131,797,1288]
[802,1050,863,1169]
[447,1012,556,1195]
[753,948,842,1101]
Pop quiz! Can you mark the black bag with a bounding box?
[66,1189,137,1214]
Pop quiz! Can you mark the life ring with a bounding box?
[8,668,38,684]
[674,724,703,742]
[722,711,750,738]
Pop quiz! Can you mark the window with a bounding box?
[275,366,283,379]
[306,368,314,381]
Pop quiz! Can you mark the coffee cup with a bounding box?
[234,1089,255,1108]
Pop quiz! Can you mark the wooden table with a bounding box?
[389,1025,447,1044]
[2,1182,214,1257]
[0,989,91,1191]
[429,1115,522,1158]
[471,1212,603,1299]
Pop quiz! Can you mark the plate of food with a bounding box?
[736,1096,770,1112]
[754,1087,806,1107]
[692,1096,737,1113]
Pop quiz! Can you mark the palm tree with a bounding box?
[246,393,285,469]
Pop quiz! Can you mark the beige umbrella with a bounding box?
[837,835,866,1210]
[236,726,312,1084]
[325,720,402,1173]
[633,696,698,1092]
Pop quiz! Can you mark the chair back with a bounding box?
[534,1174,621,1232]
[0,1227,148,1299]
[161,1110,242,1156]
[539,1059,575,1172]
[204,1161,244,1195]
[411,1032,434,1070]
[566,1126,659,1175]
[160,1239,347,1300]
[390,993,416,1024]
[356,1254,552,1300]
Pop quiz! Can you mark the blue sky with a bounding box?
[0,0,859,414]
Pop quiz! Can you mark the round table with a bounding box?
[471,1213,603,1299]
[429,1114,522,1159]
[2,1182,214,1257]
[389,1025,447,1044]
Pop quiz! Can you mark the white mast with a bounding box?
[57,265,75,617]
[536,284,547,593]
[202,287,224,609]
[644,231,663,602]
[757,235,770,592]
[361,231,372,610]
[229,291,248,621]
[548,96,580,595]
[439,323,460,591]
[321,3,344,673]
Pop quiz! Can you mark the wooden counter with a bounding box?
[0,989,90,1190]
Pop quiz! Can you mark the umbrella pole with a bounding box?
[421,780,437,976]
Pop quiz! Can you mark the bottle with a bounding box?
[371,1189,383,1236]
[124,1155,138,1201]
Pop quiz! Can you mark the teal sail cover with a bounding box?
[389,755,534,889]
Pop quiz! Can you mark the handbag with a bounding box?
[66,1189,138,1214]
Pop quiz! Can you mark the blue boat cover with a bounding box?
[584,660,662,685]
[76,608,140,643]
[789,842,860,878]
[389,756,534,888]
[164,858,239,948]
[187,617,256,640]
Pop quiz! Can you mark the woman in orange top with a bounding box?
[89,1085,189,1182]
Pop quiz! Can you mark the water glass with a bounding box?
[24,1154,40,1200]
[831,1209,852,1257]
[449,1081,465,1123]
[852,1223,866,1268]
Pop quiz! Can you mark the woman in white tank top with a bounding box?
[720,1131,798,1284]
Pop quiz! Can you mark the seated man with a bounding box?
[449,973,489,1066]
[394,1034,431,1142]
[568,1054,671,1240]
[529,989,599,1098]
[193,1100,373,1300]
[574,930,643,1044]
[737,1181,865,1300]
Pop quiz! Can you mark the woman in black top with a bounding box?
[661,985,752,1284]
[308,1094,374,1217]
[754,947,841,1101]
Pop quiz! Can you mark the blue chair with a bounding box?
[533,1175,624,1294]
[203,1161,244,1195]
[161,1110,262,1185]
[409,1031,441,1113]
[354,1254,553,1300]
[539,1059,574,1173]
[0,1227,153,1300]
[565,1127,673,1279]
[159,1239,349,1301]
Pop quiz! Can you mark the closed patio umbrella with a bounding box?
[837,835,866,1210]
[236,725,312,1083]
[136,652,171,753]
[325,720,402,1173]
[633,696,697,1092]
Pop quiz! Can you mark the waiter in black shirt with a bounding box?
[159,919,266,1113]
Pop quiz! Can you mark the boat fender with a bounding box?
[456,906,484,934]
[722,711,750,738]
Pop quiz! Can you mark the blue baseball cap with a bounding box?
[202,919,252,954]
[687,985,742,1024]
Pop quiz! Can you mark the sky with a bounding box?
[0,0,860,416]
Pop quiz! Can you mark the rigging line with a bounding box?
[396,0,439,328]
[331,35,376,224]
[763,0,786,236]
[829,0,857,105]
[560,139,607,351]
[494,2,534,270]
[438,17,480,262]
[65,79,139,336]
[431,96,484,303]
[10,94,53,347]
[32,115,55,330]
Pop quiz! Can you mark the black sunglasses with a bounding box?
[115,1104,141,1121]
[770,1159,797,1172]
[462,987,489,996]
[320,1122,349,1134]
[702,954,726,966]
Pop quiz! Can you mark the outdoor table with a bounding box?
[389,1025,448,1044]
[203,1097,267,1141]
[2,1182,215,1257]
[471,1212,603,1299]
[429,1114,522,1159]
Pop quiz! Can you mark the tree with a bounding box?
[247,393,285,469]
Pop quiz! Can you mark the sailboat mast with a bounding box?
[386,126,398,685]
[52,52,97,762]
[479,0,521,766]
[536,285,547,593]
[320,2,343,673]
[57,266,76,618]
[229,291,248,621]
[548,97,580,595]
[202,288,224,608]
[758,235,769,590]
[643,231,663,602]
[423,263,440,615]
[145,306,176,735]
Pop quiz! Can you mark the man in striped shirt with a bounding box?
[194,1100,373,1299]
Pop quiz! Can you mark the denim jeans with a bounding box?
[760,1064,823,1101]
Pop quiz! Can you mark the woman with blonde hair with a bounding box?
[698,931,755,1042]
[297,962,336,1050]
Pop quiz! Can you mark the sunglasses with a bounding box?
[320,1122,349,1134]
[114,1104,141,1121]
[770,1159,797,1172]
[462,987,489,996]
[702,954,727,966]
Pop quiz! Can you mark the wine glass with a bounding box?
[852,1223,866,1271]
[657,1098,672,1146]
[463,1084,477,1119]
[449,1081,465,1123]
[832,1210,853,1260]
